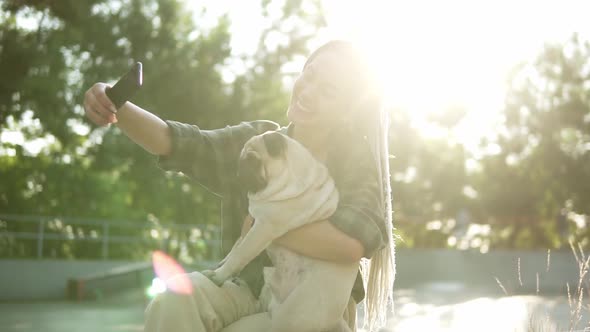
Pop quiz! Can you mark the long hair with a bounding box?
[307,41,396,331]
[362,95,395,332]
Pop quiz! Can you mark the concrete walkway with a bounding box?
[2,284,588,332]
[382,282,590,332]
[0,289,146,332]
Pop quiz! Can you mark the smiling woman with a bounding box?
[82,38,395,332]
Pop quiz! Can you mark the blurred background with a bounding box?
[1,0,590,331]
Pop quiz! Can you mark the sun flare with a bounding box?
[320,0,590,148]
[188,0,590,150]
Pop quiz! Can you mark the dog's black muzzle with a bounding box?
[237,150,267,193]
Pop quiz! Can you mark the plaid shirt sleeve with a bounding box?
[158,120,281,195]
[328,136,388,259]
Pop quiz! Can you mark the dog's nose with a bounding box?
[237,150,266,193]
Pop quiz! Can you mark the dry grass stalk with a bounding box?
[495,276,508,296]
[519,257,523,287]
[566,240,590,332]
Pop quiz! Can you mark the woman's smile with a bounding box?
[287,49,359,129]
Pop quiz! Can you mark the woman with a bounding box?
[83,40,395,332]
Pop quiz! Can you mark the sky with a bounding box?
[190,0,590,153]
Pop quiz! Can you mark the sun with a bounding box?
[320,1,509,115]
[319,0,589,149]
[184,0,589,151]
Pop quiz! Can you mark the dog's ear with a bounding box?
[237,151,267,193]
[262,132,286,158]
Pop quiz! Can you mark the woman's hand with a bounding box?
[82,82,172,155]
[83,83,118,126]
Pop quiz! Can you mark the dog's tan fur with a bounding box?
[210,132,358,332]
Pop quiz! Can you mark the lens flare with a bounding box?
[146,277,167,298]
[151,250,193,295]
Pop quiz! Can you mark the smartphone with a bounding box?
[106,62,143,111]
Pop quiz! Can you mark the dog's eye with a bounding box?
[237,151,266,193]
[262,132,286,158]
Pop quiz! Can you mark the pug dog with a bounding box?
[205,131,359,332]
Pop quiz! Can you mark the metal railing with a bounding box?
[0,214,222,260]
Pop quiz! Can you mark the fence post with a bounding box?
[102,223,109,260]
[37,219,44,259]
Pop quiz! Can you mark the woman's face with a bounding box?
[287,49,359,129]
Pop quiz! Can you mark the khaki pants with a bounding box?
[144,271,357,332]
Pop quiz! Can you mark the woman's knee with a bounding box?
[144,290,197,332]
[145,272,209,322]
[145,271,258,331]
[145,286,226,332]
[146,289,193,316]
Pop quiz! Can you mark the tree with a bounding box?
[388,106,471,248]
[0,0,326,260]
[474,34,590,248]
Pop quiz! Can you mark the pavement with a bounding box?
[0,289,146,332]
[382,282,590,332]
[1,283,589,332]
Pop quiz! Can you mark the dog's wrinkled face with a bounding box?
[238,131,288,193]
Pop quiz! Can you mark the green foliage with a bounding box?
[0,0,324,260]
[392,35,590,251]
[2,0,589,257]
[472,35,590,248]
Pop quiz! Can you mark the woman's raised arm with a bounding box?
[83,82,172,156]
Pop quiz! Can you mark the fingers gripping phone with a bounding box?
[106,62,143,112]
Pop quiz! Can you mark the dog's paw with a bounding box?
[201,269,227,287]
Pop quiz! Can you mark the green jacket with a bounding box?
[158,120,388,302]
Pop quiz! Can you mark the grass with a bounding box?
[493,242,590,332]
[564,242,590,332]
